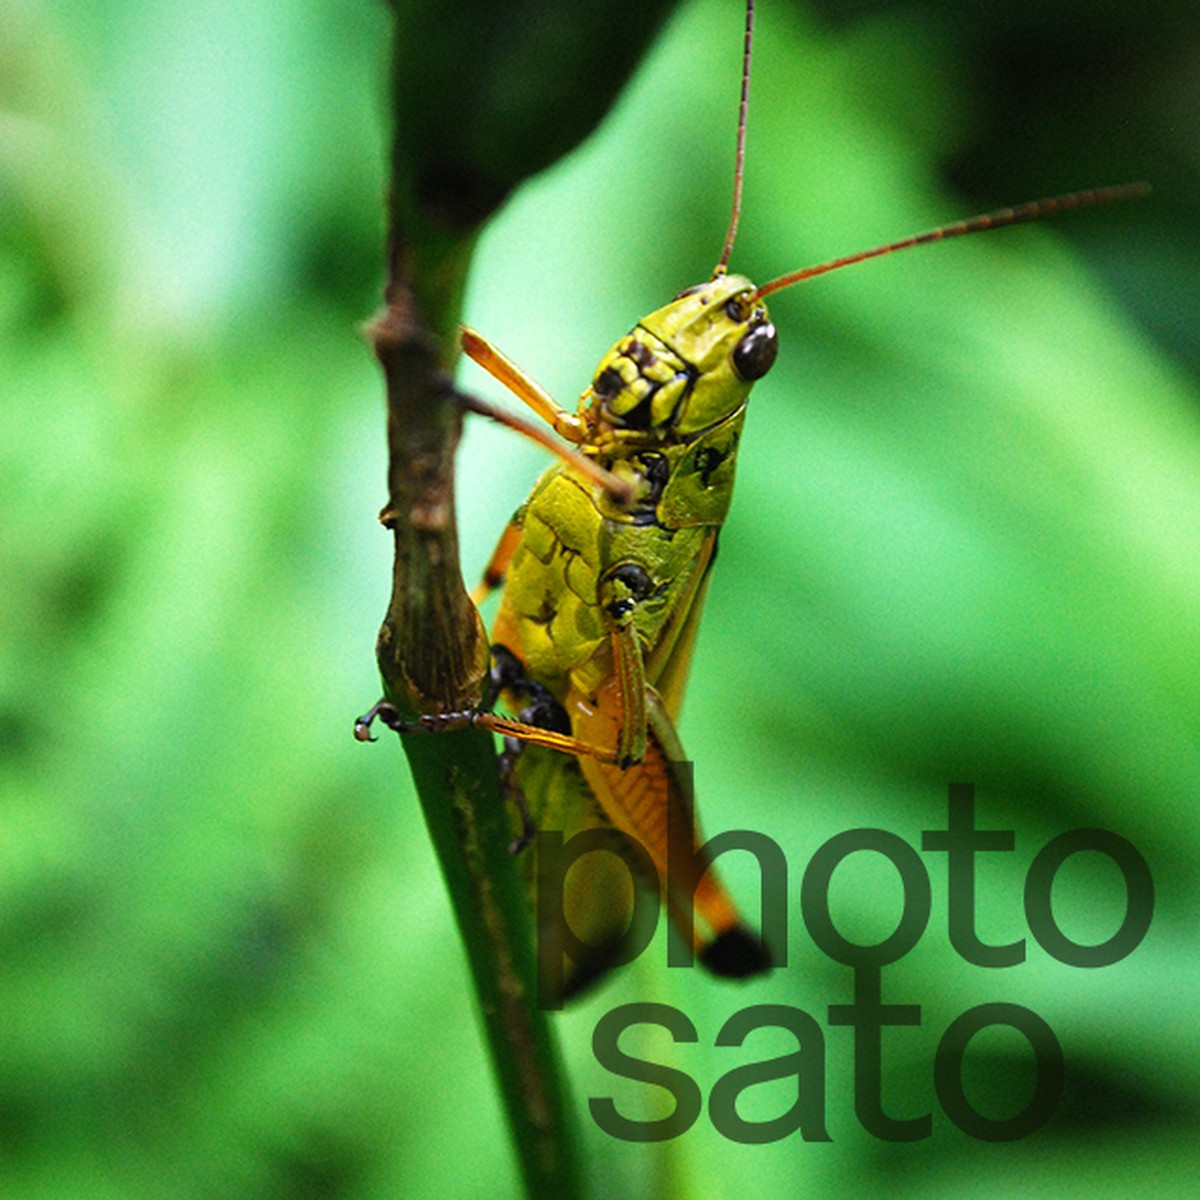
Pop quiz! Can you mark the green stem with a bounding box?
[406,732,582,1199]
[369,3,686,1193]
[369,272,584,1198]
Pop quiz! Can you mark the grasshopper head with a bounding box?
[580,274,777,440]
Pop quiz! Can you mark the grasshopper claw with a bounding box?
[353,699,403,742]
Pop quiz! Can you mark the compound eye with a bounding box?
[732,321,778,381]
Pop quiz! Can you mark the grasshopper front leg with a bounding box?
[458,327,632,503]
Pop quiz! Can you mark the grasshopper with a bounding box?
[358,0,1146,999]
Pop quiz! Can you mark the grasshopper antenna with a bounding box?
[754,183,1152,300]
[714,0,755,276]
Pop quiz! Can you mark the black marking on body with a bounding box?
[693,446,725,487]
[530,593,558,625]
[620,392,655,431]
[594,367,623,400]
[602,561,655,620]
[596,331,701,432]
[641,452,670,498]
[626,338,657,370]
[626,509,662,527]
[601,561,673,620]
[609,563,655,599]
[621,452,670,527]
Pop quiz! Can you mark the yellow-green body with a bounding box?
[494,273,762,701]
[483,273,779,991]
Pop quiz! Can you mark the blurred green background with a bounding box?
[2,0,1197,1196]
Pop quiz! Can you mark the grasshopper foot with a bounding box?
[354,700,480,741]
[353,699,398,742]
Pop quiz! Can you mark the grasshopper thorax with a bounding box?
[579,274,777,442]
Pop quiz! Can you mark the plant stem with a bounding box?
[369,266,585,1198]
